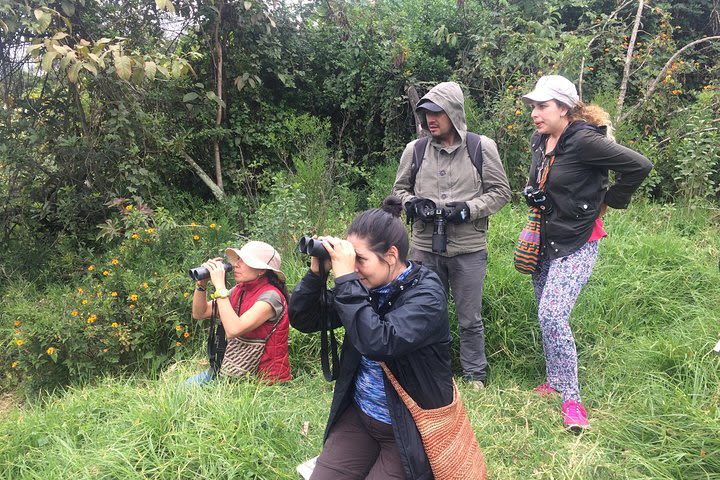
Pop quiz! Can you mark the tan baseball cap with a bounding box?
[522,75,579,108]
[225,241,285,282]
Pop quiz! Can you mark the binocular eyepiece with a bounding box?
[188,262,233,281]
[297,236,330,260]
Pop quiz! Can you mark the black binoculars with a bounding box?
[297,236,330,260]
[522,186,554,214]
[188,262,233,281]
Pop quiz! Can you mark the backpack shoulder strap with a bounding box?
[465,132,484,179]
[409,136,430,192]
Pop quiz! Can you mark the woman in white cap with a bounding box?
[188,240,291,385]
[520,75,652,432]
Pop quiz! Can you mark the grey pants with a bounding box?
[411,248,488,381]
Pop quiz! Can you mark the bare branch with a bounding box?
[180,152,226,201]
[616,0,645,122]
[619,35,720,123]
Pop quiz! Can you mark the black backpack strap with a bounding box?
[466,132,484,183]
[207,299,227,377]
[409,136,430,191]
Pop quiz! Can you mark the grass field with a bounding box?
[2,204,719,479]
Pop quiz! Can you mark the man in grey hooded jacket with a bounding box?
[393,81,510,387]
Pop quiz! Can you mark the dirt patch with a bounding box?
[0,392,22,415]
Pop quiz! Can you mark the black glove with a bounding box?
[445,202,470,224]
[404,198,436,223]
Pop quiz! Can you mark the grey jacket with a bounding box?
[393,82,511,256]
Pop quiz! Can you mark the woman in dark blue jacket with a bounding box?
[290,196,453,480]
[521,75,652,433]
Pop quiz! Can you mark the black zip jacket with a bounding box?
[289,264,453,480]
[528,122,653,260]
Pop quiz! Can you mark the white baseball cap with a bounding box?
[225,241,285,282]
[522,75,579,108]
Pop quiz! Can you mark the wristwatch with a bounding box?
[211,288,230,299]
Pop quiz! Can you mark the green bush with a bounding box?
[1,199,238,392]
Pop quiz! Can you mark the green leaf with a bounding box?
[60,1,75,17]
[83,62,97,76]
[114,55,132,81]
[182,92,199,102]
[67,61,82,83]
[144,61,157,81]
[41,51,58,72]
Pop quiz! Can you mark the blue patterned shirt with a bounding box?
[353,262,413,424]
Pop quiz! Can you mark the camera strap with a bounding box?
[206,293,243,376]
[318,262,339,382]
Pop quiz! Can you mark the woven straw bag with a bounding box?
[380,363,487,480]
[220,336,267,377]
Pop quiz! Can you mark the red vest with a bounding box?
[230,276,291,382]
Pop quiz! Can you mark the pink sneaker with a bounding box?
[533,382,559,396]
[562,400,589,433]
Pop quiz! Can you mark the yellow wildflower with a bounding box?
[111,259,119,265]
[78,288,84,294]
[16,339,24,346]
[175,325,182,331]
[71,310,79,317]
[111,291,118,297]
[14,320,20,327]
[193,235,200,241]
[87,315,97,324]
[183,332,190,338]
[46,347,56,355]
[183,291,190,298]
[88,265,95,271]
[103,270,110,276]
[11,361,18,368]
[142,282,149,289]
[125,205,133,210]
[146,228,154,234]
[209,223,216,229]
[129,304,135,309]
[111,322,118,328]
[131,233,139,239]
[130,294,138,301]
[176,342,182,347]
[82,299,88,305]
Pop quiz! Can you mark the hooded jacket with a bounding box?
[289,264,453,480]
[528,121,653,260]
[393,82,511,256]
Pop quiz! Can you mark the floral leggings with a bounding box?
[532,240,599,403]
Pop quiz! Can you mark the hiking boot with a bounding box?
[469,380,485,391]
[562,400,589,433]
[533,382,559,396]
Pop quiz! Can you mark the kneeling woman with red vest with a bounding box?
[186,241,291,385]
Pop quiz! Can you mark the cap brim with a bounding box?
[415,101,444,113]
[522,90,555,104]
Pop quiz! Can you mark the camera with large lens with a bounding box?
[522,186,554,214]
[431,208,448,253]
[297,236,330,260]
[188,262,233,281]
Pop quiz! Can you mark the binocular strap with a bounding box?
[319,265,340,382]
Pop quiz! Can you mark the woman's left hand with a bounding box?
[321,236,356,278]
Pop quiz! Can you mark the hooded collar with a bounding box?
[531,121,602,154]
[418,82,468,146]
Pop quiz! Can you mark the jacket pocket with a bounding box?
[572,201,596,219]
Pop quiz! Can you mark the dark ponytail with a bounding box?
[265,271,289,302]
[347,195,409,263]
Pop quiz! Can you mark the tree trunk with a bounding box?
[616,0,644,123]
[213,0,225,192]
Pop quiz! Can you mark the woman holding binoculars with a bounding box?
[186,240,291,386]
[520,75,652,432]
[290,196,455,479]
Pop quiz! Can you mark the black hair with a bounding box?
[265,270,289,302]
[346,195,409,263]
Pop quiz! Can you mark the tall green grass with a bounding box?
[2,204,719,479]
